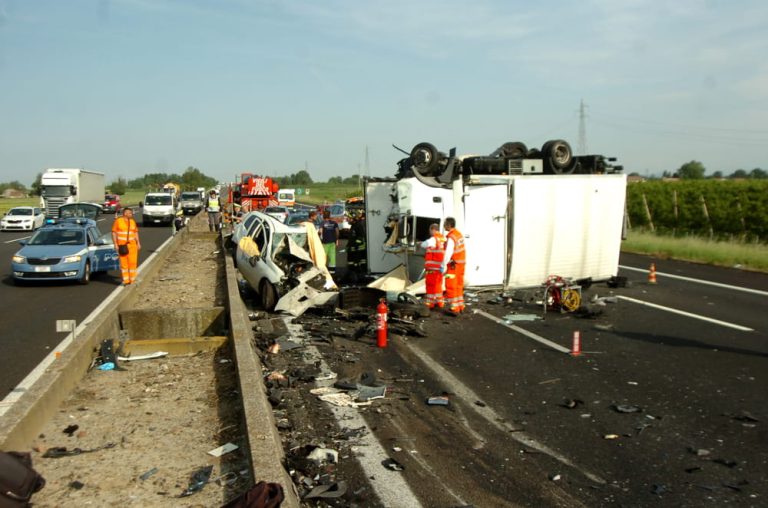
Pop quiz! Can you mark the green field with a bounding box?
[622,230,768,272]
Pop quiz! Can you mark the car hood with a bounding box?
[17,244,87,259]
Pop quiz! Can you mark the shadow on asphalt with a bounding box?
[616,331,768,358]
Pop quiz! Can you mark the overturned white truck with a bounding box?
[365,140,627,289]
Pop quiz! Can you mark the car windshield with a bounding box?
[145,195,172,205]
[278,192,293,199]
[286,213,309,225]
[41,185,71,197]
[105,195,118,201]
[271,232,308,256]
[28,229,84,245]
[8,208,33,216]
[265,207,286,213]
[181,192,200,200]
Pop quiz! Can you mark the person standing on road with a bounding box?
[112,207,141,285]
[320,210,340,274]
[420,223,446,310]
[206,190,222,232]
[441,217,466,315]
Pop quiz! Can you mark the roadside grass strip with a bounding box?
[615,296,754,332]
[475,309,571,354]
[619,264,768,297]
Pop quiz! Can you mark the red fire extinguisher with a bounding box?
[376,299,388,348]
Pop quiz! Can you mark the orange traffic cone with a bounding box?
[648,263,657,284]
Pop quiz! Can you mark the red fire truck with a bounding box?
[238,174,279,211]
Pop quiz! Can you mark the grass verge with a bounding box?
[622,230,768,272]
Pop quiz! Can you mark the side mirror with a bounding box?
[95,238,107,246]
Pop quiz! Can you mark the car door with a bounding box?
[88,226,120,272]
[33,208,44,229]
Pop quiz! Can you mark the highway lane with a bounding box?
[399,253,768,506]
[0,212,176,395]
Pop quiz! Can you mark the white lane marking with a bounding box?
[4,235,31,244]
[407,342,606,485]
[475,309,571,354]
[283,318,423,508]
[619,264,768,297]
[0,233,175,416]
[616,296,754,332]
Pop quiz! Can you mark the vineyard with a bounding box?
[626,180,768,243]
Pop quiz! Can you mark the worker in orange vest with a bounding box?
[111,207,141,285]
[420,223,446,309]
[441,217,466,314]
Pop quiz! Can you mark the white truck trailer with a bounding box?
[40,168,105,218]
[365,140,627,289]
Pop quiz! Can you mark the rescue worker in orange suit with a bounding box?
[420,223,446,309]
[441,217,466,314]
[112,207,141,285]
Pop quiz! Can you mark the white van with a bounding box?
[142,192,177,226]
[277,189,296,208]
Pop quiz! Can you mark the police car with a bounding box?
[11,203,120,285]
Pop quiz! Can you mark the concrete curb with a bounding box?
[225,251,300,507]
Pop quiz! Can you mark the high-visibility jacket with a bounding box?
[113,217,138,245]
[206,197,221,212]
[424,232,446,271]
[446,229,465,264]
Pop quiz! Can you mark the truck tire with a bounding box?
[260,279,278,312]
[79,261,91,285]
[542,140,574,174]
[498,142,527,159]
[410,142,440,176]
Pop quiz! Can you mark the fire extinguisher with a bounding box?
[376,299,388,348]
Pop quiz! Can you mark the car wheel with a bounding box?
[79,261,91,285]
[260,279,278,312]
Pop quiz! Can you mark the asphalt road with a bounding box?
[0,211,177,395]
[357,254,768,506]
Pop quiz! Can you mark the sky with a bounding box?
[1,0,766,186]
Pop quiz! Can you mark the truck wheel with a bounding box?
[498,142,528,158]
[410,142,440,176]
[260,280,278,312]
[79,261,91,285]
[544,139,574,173]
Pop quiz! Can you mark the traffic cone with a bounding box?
[571,331,582,356]
[648,263,657,284]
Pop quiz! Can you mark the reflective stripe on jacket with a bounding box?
[112,217,138,244]
[447,229,465,264]
[424,232,446,271]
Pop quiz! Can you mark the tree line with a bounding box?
[632,161,767,180]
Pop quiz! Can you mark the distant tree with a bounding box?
[710,171,723,179]
[661,170,673,178]
[628,172,641,177]
[30,173,42,195]
[7,180,27,192]
[748,168,767,179]
[292,170,313,185]
[110,177,127,195]
[678,160,706,179]
[729,169,748,179]
[342,174,362,185]
[327,176,343,184]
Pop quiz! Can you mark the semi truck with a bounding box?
[365,139,627,289]
[39,169,105,218]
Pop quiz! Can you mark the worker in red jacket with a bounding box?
[420,223,446,309]
[441,217,465,314]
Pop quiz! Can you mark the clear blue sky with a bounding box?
[1,0,766,185]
